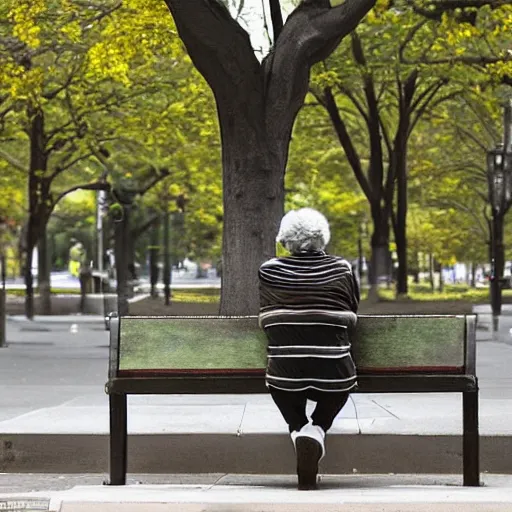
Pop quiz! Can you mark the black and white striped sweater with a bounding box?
[258,251,360,393]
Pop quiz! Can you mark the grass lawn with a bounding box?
[118,315,466,373]
[129,283,498,316]
[376,282,512,302]
[6,288,81,296]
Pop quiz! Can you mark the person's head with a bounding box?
[276,208,331,254]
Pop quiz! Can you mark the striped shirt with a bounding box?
[258,251,359,393]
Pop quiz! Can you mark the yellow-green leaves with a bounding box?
[8,0,46,48]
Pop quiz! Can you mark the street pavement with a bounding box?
[5,270,221,290]
[1,307,512,507]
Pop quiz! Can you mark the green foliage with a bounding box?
[378,283,512,303]
[0,0,223,271]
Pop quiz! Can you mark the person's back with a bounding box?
[258,208,359,490]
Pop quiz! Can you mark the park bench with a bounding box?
[105,314,479,487]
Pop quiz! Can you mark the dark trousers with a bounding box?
[269,387,350,433]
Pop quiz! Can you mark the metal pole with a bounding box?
[97,190,106,275]
[108,393,127,485]
[490,213,501,332]
[462,389,480,486]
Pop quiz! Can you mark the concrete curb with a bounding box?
[3,475,512,512]
[1,433,512,475]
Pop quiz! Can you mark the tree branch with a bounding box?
[404,54,511,66]
[53,181,111,207]
[399,20,427,63]
[139,168,170,196]
[264,0,376,142]
[269,0,284,42]
[409,89,461,136]
[0,148,27,172]
[410,78,444,113]
[309,0,377,45]
[164,0,261,95]
[131,212,161,240]
[351,32,384,201]
[412,0,506,22]
[336,84,369,124]
[49,152,94,182]
[321,87,373,201]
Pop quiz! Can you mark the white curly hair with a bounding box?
[276,208,331,254]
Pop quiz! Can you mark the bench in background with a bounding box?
[105,314,478,486]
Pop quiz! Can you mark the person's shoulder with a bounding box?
[259,257,280,270]
[327,255,353,271]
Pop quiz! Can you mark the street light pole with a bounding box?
[487,100,512,333]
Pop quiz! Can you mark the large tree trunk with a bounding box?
[218,110,285,314]
[25,107,47,319]
[23,242,35,320]
[37,228,51,315]
[394,141,408,296]
[470,262,476,288]
[165,0,376,315]
[428,253,435,292]
[368,204,390,301]
[392,72,418,297]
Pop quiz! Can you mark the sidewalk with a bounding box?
[1,310,512,476]
[2,474,512,511]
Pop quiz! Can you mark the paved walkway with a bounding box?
[1,311,512,475]
[2,474,512,511]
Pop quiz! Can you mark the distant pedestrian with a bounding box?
[68,240,86,278]
[258,208,360,490]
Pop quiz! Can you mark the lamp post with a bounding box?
[487,102,512,332]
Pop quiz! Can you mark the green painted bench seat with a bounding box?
[106,314,479,487]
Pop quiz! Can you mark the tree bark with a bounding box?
[470,262,476,288]
[394,135,409,296]
[164,0,376,315]
[391,71,419,297]
[321,86,389,301]
[163,210,171,306]
[25,107,48,319]
[37,228,52,315]
[218,108,286,314]
[413,264,420,284]
[368,203,391,300]
[428,253,435,292]
[149,219,160,298]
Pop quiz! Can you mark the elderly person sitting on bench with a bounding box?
[258,208,360,490]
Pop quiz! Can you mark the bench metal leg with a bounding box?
[462,390,479,486]
[108,393,127,485]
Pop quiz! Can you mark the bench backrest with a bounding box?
[109,315,476,379]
